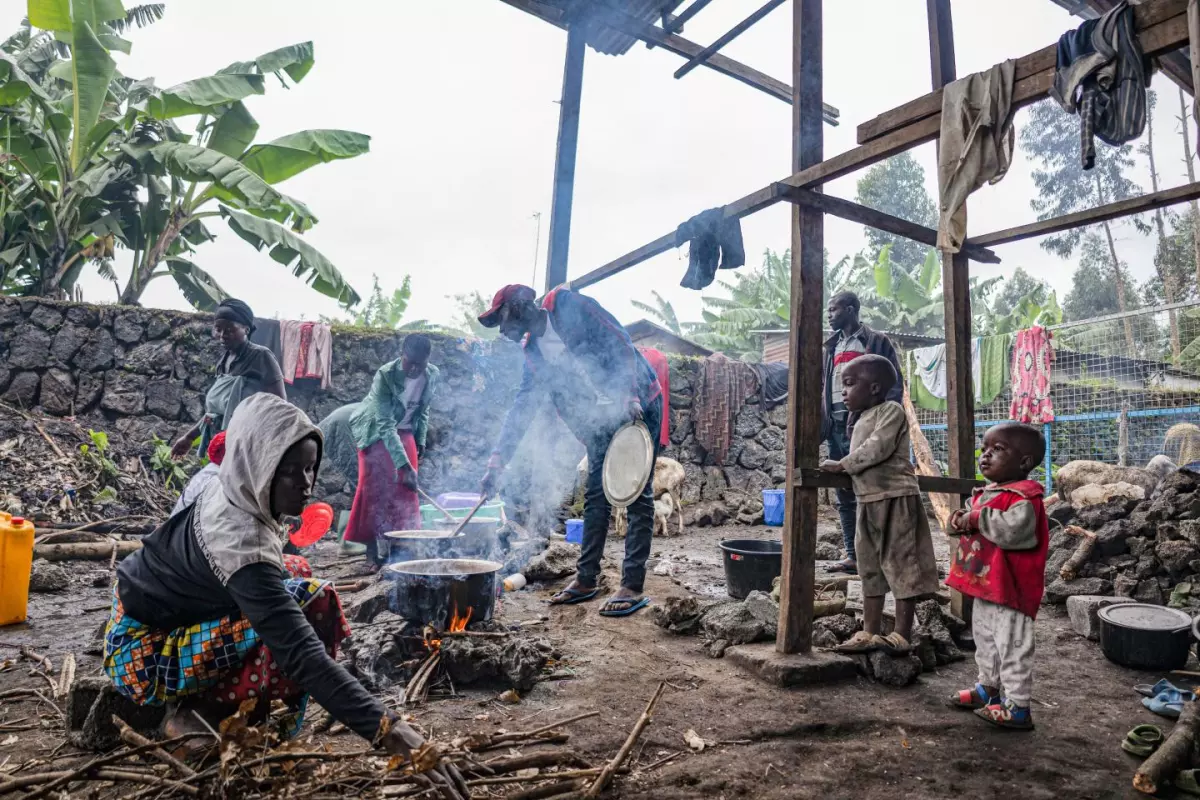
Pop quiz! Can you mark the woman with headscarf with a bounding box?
[171,299,287,460]
[106,393,423,757]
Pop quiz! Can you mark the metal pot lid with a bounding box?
[384,530,461,540]
[603,421,654,509]
[385,558,502,577]
[1099,603,1193,631]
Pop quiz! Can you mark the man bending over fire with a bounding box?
[478,284,662,617]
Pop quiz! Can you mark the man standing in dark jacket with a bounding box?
[478,284,663,617]
[823,291,904,574]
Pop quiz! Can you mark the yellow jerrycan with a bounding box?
[0,514,35,626]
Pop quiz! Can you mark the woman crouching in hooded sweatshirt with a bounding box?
[103,392,422,757]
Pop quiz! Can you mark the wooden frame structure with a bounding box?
[502,0,1200,654]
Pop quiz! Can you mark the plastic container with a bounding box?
[503,573,527,592]
[436,492,483,510]
[420,501,505,527]
[719,539,783,600]
[0,516,36,626]
[762,489,785,527]
[565,519,584,544]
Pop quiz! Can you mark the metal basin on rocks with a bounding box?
[383,530,465,562]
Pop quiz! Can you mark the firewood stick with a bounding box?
[20,645,52,672]
[479,751,592,774]
[114,716,196,778]
[584,682,667,798]
[34,540,142,562]
[404,652,441,705]
[57,652,75,700]
[10,733,210,799]
[1135,700,1200,794]
[1060,526,1098,582]
[507,779,588,800]
[469,768,629,786]
[494,711,600,742]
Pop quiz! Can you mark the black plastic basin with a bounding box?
[719,539,783,600]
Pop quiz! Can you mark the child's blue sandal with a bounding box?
[975,698,1034,730]
[949,683,995,710]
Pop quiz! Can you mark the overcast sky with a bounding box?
[45,0,1194,328]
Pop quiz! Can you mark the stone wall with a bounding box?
[0,296,786,525]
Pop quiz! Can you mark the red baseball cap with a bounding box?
[478,284,536,328]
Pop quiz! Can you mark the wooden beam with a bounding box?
[856,0,1188,144]
[658,0,716,38]
[572,0,1192,294]
[1064,0,1195,93]
[794,469,983,496]
[599,7,839,123]
[1190,0,1200,134]
[969,180,1200,247]
[927,0,975,626]
[545,24,586,291]
[777,185,1000,264]
[674,0,787,78]
[494,0,838,123]
[778,0,822,657]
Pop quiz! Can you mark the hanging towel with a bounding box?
[937,60,1017,253]
[1049,2,1149,170]
[694,354,759,465]
[676,208,746,290]
[977,333,1011,408]
[1010,327,1055,423]
[280,321,334,389]
[639,347,671,447]
[909,335,1012,412]
[249,318,283,365]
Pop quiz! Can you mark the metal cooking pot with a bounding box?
[384,558,502,628]
[1098,603,1194,671]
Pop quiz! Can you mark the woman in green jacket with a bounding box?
[343,335,438,570]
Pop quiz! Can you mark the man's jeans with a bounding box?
[578,395,664,592]
[826,419,857,562]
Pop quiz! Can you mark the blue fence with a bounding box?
[918,405,1200,494]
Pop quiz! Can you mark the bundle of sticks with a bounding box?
[0,685,670,800]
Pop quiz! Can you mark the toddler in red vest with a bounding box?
[947,422,1049,731]
[820,355,939,656]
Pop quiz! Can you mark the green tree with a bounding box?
[1020,100,1146,350]
[1,6,367,309]
[448,290,499,340]
[854,153,938,271]
[630,290,681,335]
[324,274,428,329]
[992,267,1050,317]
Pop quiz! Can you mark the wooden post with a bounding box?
[927,0,974,624]
[1189,0,1200,145]
[545,23,586,292]
[778,0,822,655]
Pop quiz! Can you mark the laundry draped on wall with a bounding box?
[908,334,1012,412]
[1010,326,1055,423]
[694,354,759,466]
[1049,0,1149,170]
[280,320,334,389]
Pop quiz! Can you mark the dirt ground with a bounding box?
[0,511,1192,799]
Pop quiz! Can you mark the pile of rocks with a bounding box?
[652,591,968,687]
[1044,468,1200,609]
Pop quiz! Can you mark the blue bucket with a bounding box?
[565,519,584,544]
[762,489,785,527]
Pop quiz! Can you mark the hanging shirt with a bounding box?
[398,374,428,430]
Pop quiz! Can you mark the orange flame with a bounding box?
[422,605,474,652]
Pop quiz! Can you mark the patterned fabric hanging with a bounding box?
[1009,327,1054,423]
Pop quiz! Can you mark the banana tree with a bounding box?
[0,0,147,295]
[116,41,368,308]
